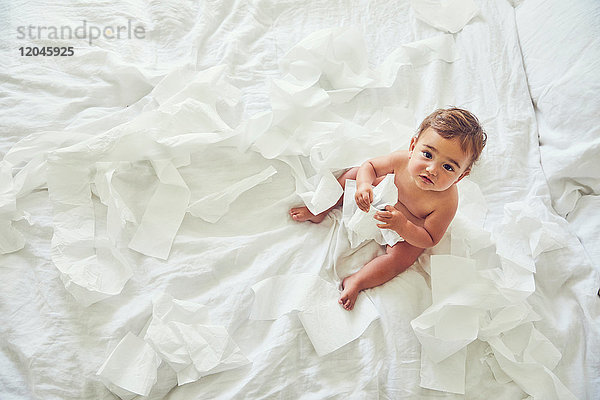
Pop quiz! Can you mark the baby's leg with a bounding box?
[339,241,424,310]
[289,167,360,223]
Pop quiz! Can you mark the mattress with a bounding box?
[1,0,599,399]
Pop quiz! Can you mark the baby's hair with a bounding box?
[416,107,487,166]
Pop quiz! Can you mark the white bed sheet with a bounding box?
[515,0,600,271]
[1,1,599,399]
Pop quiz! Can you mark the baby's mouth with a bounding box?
[419,175,434,184]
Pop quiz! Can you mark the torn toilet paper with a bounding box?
[410,0,479,33]
[342,174,404,248]
[251,274,380,356]
[128,159,191,260]
[98,293,249,397]
[411,194,577,398]
[298,293,380,356]
[97,332,162,399]
[188,166,277,223]
[144,292,250,386]
[47,163,133,306]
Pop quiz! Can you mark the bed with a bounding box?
[1,0,598,399]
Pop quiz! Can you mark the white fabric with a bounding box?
[515,0,600,271]
[0,1,599,399]
[514,5,600,396]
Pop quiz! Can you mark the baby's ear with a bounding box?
[455,168,471,183]
[409,136,418,154]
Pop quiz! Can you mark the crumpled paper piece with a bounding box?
[412,256,483,364]
[0,130,103,255]
[485,197,570,304]
[410,185,576,397]
[279,27,457,96]
[410,0,479,33]
[188,166,277,223]
[0,160,16,214]
[342,174,404,248]
[4,130,93,197]
[298,296,380,356]
[98,293,249,398]
[419,347,467,394]
[0,27,458,307]
[0,219,25,254]
[94,161,138,247]
[128,159,190,260]
[47,163,133,306]
[412,254,567,395]
[448,179,491,258]
[144,292,249,385]
[241,27,457,215]
[297,171,344,216]
[250,274,380,356]
[97,332,162,399]
[487,324,577,400]
[0,160,25,254]
[492,199,568,272]
[12,64,242,304]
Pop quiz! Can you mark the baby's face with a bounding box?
[407,127,472,191]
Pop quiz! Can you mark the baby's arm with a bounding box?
[375,199,457,249]
[355,152,403,212]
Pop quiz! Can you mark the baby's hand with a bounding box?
[355,185,373,212]
[374,205,408,233]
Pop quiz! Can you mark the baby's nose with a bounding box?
[426,164,437,175]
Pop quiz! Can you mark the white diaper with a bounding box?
[342,174,405,248]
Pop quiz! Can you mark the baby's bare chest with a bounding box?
[393,198,432,226]
[394,182,437,222]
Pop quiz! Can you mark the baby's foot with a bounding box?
[339,275,360,311]
[289,206,327,223]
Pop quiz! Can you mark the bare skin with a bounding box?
[289,207,328,223]
[339,241,425,309]
[291,128,473,310]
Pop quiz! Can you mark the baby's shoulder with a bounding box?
[433,185,459,214]
[389,150,409,168]
[390,149,409,159]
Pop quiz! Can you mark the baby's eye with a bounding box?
[422,151,432,159]
[443,164,454,172]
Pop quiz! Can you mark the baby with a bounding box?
[290,108,487,310]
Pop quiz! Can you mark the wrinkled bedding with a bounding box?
[515,0,600,271]
[1,0,599,399]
